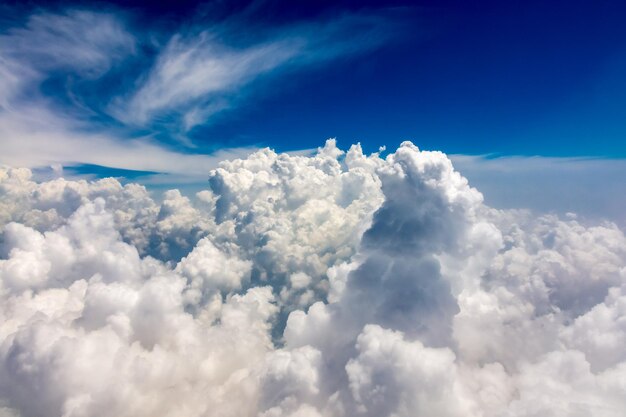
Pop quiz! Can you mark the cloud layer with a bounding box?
[1,141,625,417]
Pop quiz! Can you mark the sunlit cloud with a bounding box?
[0,5,625,417]
[0,142,624,416]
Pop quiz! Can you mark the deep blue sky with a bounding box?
[2,0,626,166]
[119,0,626,157]
[178,0,626,158]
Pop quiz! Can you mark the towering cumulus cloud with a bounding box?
[0,141,625,417]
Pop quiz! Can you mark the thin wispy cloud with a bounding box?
[115,32,302,127]
[112,13,398,133]
[1,10,135,77]
[0,7,399,176]
[0,105,257,177]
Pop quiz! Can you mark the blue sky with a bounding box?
[1,0,625,223]
[185,0,626,158]
[2,0,625,158]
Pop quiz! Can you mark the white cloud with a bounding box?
[111,13,397,131]
[0,105,257,176]
[0,141,625,417]
[0,9,259,178]
[1,10,135,77]
[176,236,252,301]
[345,325,471,417]
[0,9,134,112]
[0,8,397,176]
[0,198,278,417]
[116,32,302,126]
[1,7,625,417]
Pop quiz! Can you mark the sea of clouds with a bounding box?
[0,140,625,417]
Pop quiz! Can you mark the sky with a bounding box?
[1,0,625,224]
[2,0,626,156]
[1,2,626,417]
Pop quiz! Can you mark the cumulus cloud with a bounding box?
[1,141,625,417]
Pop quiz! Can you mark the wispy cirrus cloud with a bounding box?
[1,9,135,78]
[0,7,399,178]
[111,13,399,133]
[0,10,136,112]
[0,9,251,179]
[114,32,302,127]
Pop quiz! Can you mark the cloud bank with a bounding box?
[1,141,625,417]
[451,154,626,229]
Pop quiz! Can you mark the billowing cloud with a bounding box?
[1,141,624,417]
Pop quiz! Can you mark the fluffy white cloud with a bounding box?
[0,199,278,417]
[1,141,625,417]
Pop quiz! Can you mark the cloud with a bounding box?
[0,140,384,291]
[3,7,624,416]
[115,32,302,127]
[0,198,279,417]
[0,104,257,177]
[0,9,134,115]
[1,10,135,77]
[0,7,401,177]
[111,13,398,132]
[0,8,259,178]
[2,141,625,416]
[345,325,469,417]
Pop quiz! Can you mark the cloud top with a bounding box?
[1,141,625,417]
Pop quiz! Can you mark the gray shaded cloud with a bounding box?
[1,142,625,417]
